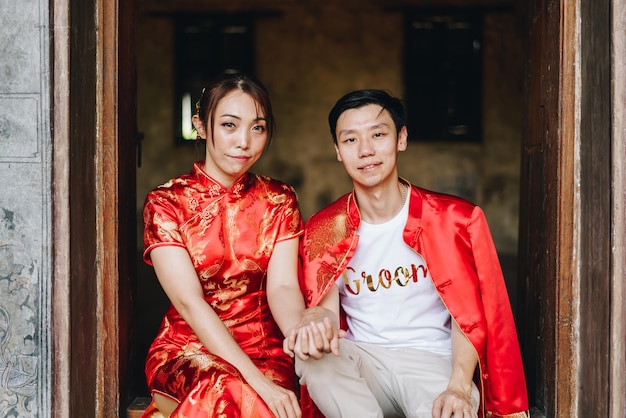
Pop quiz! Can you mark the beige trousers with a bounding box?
[296,339,480,418]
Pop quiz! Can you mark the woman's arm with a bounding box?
[151,245,300,418]
[266,237,307,335]
[283,282,344,360]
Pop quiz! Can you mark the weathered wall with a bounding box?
[0,0,52,416]
[133,0,524,395]
[136,1,523,257]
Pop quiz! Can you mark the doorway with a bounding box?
[130,0,528,409]
[59,0,625,416]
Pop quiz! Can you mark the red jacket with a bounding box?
[299,184,529,418]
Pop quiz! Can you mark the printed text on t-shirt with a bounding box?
[342,263,428,294]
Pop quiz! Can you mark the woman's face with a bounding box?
[193,90,268,188]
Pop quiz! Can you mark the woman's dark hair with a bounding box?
[328,89,406,144]
[196,71,275,145]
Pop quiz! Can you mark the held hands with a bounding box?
[431,386,477,418]
[283,306,346,360]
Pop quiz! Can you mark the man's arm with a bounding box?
[431,320,478,418]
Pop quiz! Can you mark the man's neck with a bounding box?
[354,180,407,224]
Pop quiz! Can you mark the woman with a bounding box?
[141,72,305,418]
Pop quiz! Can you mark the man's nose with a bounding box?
[358,139,374,157]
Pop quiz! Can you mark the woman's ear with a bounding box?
[192,115,206,139]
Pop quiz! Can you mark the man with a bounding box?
[289,89,528,418]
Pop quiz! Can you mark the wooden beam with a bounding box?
[555,1,578,416]
[610,1,626,417]
[96,0,121,414]
[52,0,71,415]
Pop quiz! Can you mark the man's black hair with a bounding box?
[328,89,407,144]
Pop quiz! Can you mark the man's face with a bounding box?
[334,104,407,189]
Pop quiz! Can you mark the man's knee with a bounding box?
[295,354,342,384]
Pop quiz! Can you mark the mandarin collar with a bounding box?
[191,161,250,196]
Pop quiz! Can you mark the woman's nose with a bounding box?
[236,131,250,149]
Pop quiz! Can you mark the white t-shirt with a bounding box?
[336,188,452,355]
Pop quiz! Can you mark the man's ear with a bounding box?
[192,115,206,139]
[397,126,408,152]
[334,143,343,162]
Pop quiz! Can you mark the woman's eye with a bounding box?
[222,122,235,128]
[253,125,266,133]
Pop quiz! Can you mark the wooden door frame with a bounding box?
[50,0,624,416]
[52,0,71,414]
[52,0,135,415]
[610,2,626,417]
[518,1,577,415]
[520,0,625,416]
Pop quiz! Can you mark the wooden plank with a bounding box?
[554,1,577,416]
[69,0,99,414]
[518,0,578,415]
[578,0,612,416]
[610,1,626,416]
[52,0,71,416]
[98,0,136,414]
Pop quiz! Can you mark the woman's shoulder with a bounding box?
[250,173,298,198]
[145,173,196,207]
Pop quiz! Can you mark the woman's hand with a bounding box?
[246,373,302,418]
[284,307,345,360]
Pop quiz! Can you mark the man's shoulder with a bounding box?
[302,193,355,247]
[307,193,351,225]
[412,184,477,215]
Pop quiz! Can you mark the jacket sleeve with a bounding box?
[468,206,529,416]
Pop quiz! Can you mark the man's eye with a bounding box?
[343,137,356,143]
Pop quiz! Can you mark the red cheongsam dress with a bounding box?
[141,162,303,418]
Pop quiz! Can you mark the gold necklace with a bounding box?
[400,182,408,206]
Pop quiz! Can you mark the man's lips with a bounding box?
[358,162,381,170]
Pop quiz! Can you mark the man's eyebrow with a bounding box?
[338,123,390,136]
[369,123,390,130]
[338,128,356,136]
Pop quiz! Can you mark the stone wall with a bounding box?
[0,1,52,416]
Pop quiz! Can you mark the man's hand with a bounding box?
[433,320,478,417]
[283,307,345,360]
[431,387,477,418]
